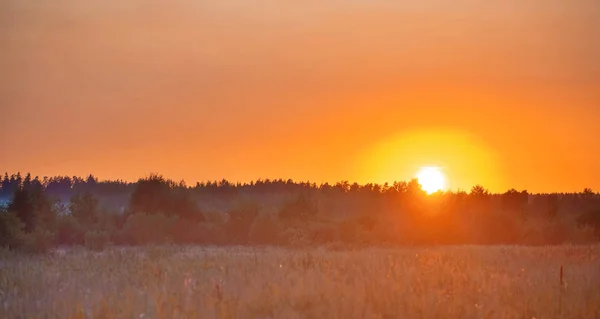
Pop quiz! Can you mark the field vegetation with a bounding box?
[1,245,599,318]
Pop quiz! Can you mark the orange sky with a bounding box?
[1,0,599,193]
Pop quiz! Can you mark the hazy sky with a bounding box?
[1,0,599,192]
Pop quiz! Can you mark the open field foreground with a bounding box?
[1,245,599,319]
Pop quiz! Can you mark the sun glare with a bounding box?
[416,166,446,194]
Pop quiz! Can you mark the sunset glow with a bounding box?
[2,2,600,316]
[360,129,502,192]
[416,166,446,194]
[0,1,599,193]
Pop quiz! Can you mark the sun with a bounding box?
[416,166,446,194]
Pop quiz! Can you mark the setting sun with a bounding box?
[416,166,446,194]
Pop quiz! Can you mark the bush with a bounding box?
[111,229,128,246]
[170,219,201,244]
[56,215,86,245]
[8,185,56,234]
[69,192,99,225]
[0,211,24,249]
[120,213,178,245]
[188,222,227,245]
[280,227,311,247]
[156,219,227,245]
[85,231,110,251]
[91,211,118,238]
[578,209,600,238]
[226,201,260,244]
[338,219,359,243]
[170,189,204,221]
[569,225,599,244]
[338,219,373,245]
[7,187,36,232]
[19,229,56,254]
[308,223,337,245]
[171,219,226,244]
[249,215,280,245]
[278,194,319,222]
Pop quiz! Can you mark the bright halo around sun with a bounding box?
[416,166,446,194]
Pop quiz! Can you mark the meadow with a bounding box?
[1,245,599,319]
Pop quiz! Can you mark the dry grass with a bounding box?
[1,245,599,318]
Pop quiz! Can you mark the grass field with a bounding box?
[1,245,599,318]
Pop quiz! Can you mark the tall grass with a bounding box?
[0,245,599,318]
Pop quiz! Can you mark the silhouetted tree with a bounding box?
[470,185,490,198]
[7,187,36,232]
[1,171,599,247]
[14,172,22,189]
[128,174,175,216]
[69,192,99,225]
[226,201,260,243]
[45,176,73,198]
[23,173,32,190]
[56,215,85,245]
[1,172,10,197]
[279,193,318,222]
[0,210,24,249]
[400,179,427,215]
[171,187,204,221]
[578,209,600,238]
[86,174,98,185]
[502,189,529,216]
[26,183,56,231]
[128,174,203,221]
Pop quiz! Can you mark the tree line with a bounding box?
[0,172,599,252]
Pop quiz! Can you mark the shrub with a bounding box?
[308,223,337,245]
[0,211,24,249]
[56,215,85,245]
[356,214,377,232]
[19,229,56,254]
[170,189,204,221]
[111,229,128,246]
[278,194,318,222]
[91,211,118,238]
[84,231,110,251]
[338,219,359,243]
[338,219,373,245]
[69,192,99,226]
[145,244,178,260]
[324,241,352,251]
[7,188,36,232]
[194,222,227,245]
[170,219,225,244]
[577,209,600,238]
[170,219,200,244]
[164,219,227,244]
[8,185,56,233]
[569,225,599,244]
[249,215,280,245]
[226,201,260,244]
[120,213,178,245]
[280,227,310,247]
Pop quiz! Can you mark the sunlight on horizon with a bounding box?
[360,129,504,192]
[416,166,447,194]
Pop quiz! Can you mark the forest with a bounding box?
[1,172,599,252]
